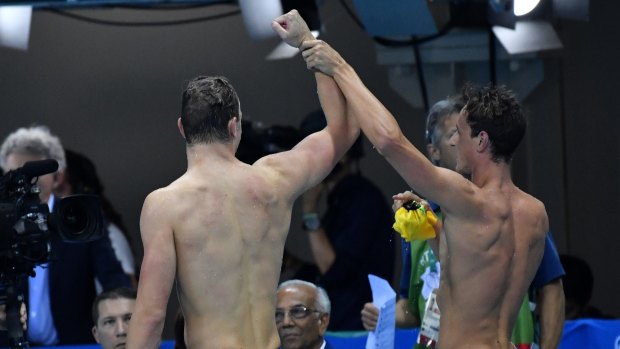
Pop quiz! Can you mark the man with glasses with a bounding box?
[276,280,334,349]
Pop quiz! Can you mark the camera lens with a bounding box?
[51,194,104,243]
[60,204,88,236]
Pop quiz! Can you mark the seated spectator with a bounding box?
[560,254,614,320]
[55,149,138,288]
[277,280,334,349]
[92,287,136,349]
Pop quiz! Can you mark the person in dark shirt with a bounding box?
[561,254,614,320]
[299,110,395,330]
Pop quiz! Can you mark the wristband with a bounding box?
[302,212,321,231]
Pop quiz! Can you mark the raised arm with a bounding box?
[127,190,176,349]
[261,10,359,199]
[300,40,475,214]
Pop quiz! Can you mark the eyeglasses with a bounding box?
[275,305,321,323]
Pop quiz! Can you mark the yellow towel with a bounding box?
[392,203,438,242]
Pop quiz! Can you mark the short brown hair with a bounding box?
[91,287,137,325]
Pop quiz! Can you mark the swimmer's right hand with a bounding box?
[272,9,314,48]
[361,302,379,331]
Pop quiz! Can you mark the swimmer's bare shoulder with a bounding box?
[515,188,549,237]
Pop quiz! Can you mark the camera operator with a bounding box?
[0,126,130,346]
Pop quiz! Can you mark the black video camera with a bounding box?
[0,159,104,283]
[236,120,302,164]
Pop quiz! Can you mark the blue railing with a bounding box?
[21,319,620,349]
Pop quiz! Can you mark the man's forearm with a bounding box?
[332,62,446,203]
[537,278,565,349]
[127,309,165,349]
[127,283,167,349]
[307,228,336,274]
[314,71,359,158]
[332,64,402,154]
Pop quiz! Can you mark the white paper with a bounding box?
[365,274,396,349]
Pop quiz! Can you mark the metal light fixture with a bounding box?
[356,0,587,109]
[514,0,542,16]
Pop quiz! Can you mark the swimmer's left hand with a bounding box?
[392,191,441,242]
[392,190,420,213]
[300,40,345,76]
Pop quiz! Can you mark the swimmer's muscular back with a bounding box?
[156,160,294,349]
[128,71,354,349]
[437,186,547,349]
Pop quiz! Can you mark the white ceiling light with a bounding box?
[238,0,282,40]
[492,20,562,54]
[0,6,32,51]
[514,0,541,16]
